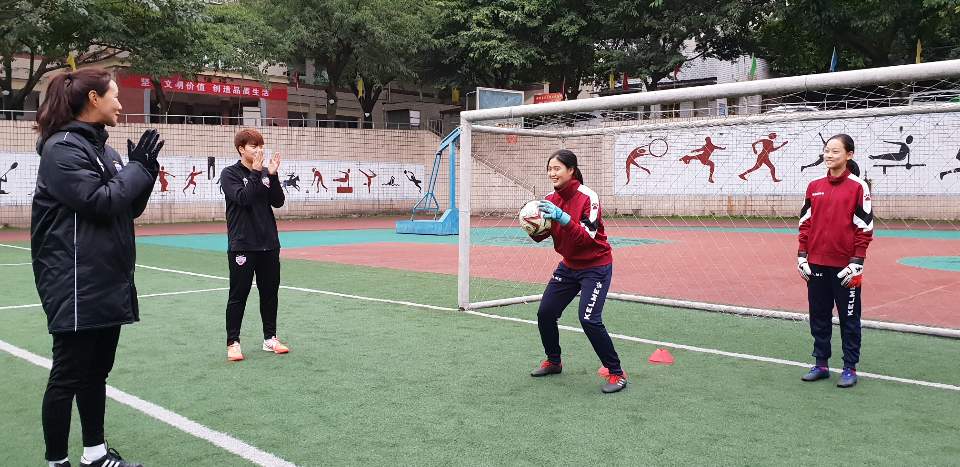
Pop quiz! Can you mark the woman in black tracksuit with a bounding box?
[797,134,873,388]
[33,68,162,467]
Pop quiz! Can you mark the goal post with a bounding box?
[457,60,960,338]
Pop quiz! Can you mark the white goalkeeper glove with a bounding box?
[837,257,864,288]
[797,252,811,282]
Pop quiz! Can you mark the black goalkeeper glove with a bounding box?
[127,129,160,167]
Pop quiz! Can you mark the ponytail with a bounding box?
[35,68,112,142]
[846,159,860,177]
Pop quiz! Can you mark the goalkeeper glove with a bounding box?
[538,200,571,226]
[797,252,811,281]
[837,257,864,288]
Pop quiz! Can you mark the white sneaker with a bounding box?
[262,336,289,354]
[227,341,244,361]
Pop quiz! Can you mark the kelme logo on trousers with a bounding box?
[235,254,247,266]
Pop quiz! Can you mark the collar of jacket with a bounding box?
[60,121,109,151]
[555,178,581,200]
[826,168,850,185]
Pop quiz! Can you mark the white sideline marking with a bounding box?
[138,264,454,312]
[461,309,960,392]
[0,262,30,266]
[0,242,29,251]
[3,242,957,392]
[0,339,295,467]
[0,288,230,311]
[133,261,960,393]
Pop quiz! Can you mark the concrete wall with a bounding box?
[0,121,444,227]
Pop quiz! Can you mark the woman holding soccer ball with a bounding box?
[797,134,873,388]
[526,149,627,393]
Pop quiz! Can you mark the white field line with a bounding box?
[0,339,295,466]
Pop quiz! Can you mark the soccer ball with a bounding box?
[518,200,551,235]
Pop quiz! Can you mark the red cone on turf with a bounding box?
[648,348,675,365]
[598,366,610,377]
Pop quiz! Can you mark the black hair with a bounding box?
[547,149,584,184]
[825,133,858,175]
[826,133,855,152]
[35,68,113,141]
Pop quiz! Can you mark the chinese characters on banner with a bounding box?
[119,74,288,101]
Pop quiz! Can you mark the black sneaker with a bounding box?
[530,360,562,377]
[602,372,628,393]
[80,448,143,467]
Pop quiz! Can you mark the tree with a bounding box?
[753,0,960,75]
[432,0,546,89]
[0,0,209,115]
[593,0,760,93]
[345,0,437,128]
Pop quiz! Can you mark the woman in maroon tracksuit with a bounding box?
[797,134,873,388]
[527,149,627,394]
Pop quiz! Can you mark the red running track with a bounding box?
[281,227,960,330]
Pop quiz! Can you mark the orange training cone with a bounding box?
[648,348,675,365]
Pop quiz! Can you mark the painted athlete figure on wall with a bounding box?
[868,135,913,162]
[800,133,828,172]
[158,165,176,192]
[404,170,422,192]
[183,165,203,194]
[312,167,328,192]
[0,162,17,194]
[940,147,960,180]
[359,168,377,193]
[740,132,788,182]
[680,137,725,183]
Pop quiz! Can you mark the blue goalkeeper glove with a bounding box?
[538,200,571,226]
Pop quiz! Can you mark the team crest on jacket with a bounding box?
[113,161,123,172]
[262,176,271,187]
[242,178,249,186]
[235,254,247,266]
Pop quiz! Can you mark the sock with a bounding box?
[49,457,68,467]
[815,358,828,368]
[81,444,107,463]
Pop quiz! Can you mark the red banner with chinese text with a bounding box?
[118,74,288,101]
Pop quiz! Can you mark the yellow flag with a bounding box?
[451,87,460,105]
[357,76,364,98]
[66,52,77,71]
[915,39,922,64]
[609,72,616,90]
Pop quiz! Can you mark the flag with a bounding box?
[622,72,630,90]
[451,87,460,105]
[293,71,300,89]
[609,72,616,90]
[673,63,681,80]
[356,75,364,98]
[66,52,77,71]
[915,39,923,64]
[748,55,757,80]
[829,47,839,72]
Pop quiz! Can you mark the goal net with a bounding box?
[457,60,960,337]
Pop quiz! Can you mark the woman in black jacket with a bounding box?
[32,68,162,467]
